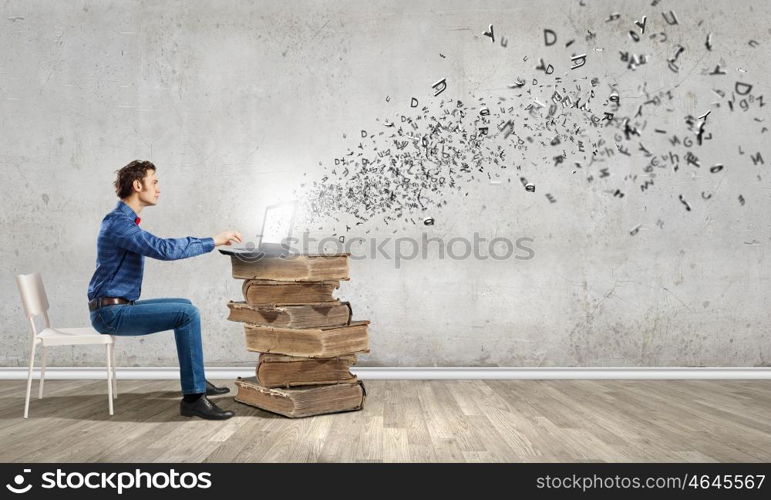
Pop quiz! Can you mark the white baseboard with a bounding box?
[0,367,769,380]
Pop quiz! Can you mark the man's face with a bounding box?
[135,169,160,206]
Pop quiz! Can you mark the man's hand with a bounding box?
[213,230,243,246]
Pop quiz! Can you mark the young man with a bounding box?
[88,160,242,420]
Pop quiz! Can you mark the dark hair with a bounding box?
[114,160,156,199]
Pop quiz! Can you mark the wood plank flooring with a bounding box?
[0,379,769,462]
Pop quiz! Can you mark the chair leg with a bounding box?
[106,344,114,416]
[110,339,117,399]
[24,342,37,419]
[38,346,47,399]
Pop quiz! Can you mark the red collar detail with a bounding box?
[134,217,141,225]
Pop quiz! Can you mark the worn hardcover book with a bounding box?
[228,253,350,281]
[256,353,358,388]
[234,377,366,418]
[243,320,369,357]
[241,279,339,306]
[227,301,351,329]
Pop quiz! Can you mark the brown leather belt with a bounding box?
[88,297,134,312]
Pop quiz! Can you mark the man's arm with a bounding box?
[110,216,215,261]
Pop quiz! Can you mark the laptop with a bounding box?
[218,201,296,259]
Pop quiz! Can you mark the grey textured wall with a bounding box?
[1,0,768,368]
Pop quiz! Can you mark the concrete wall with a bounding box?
[1,0,768,368]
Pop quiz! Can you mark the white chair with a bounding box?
[16,272,117,418]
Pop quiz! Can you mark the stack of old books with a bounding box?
[220,250,368,418]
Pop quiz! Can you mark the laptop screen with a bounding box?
[260,202,296,246]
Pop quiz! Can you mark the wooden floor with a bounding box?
[0,379,769,462]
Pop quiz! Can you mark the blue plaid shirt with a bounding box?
[87,201,215,301]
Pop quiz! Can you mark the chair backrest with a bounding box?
[16,272,50,335]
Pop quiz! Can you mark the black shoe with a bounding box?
[205,379,230,396]
[180,396,235,420]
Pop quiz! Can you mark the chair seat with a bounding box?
[36,327,114,346]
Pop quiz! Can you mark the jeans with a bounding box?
[90,297,206,395]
